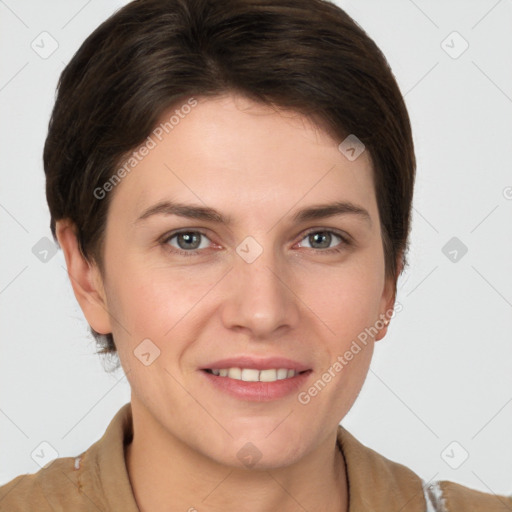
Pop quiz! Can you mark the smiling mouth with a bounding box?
[203,368,311,383]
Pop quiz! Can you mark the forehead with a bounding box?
[108,93,377,226]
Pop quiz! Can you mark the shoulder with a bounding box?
[0,454,87,512]
[336,423,512,512]
[425,479,512,512]
[0,403,136,512]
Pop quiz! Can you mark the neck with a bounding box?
[125,405,348,512]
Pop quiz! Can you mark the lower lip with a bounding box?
[200,369,313,402]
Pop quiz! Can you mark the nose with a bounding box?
[219,243,301,338]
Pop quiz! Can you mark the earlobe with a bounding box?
[374,294,394,342]
[374,315,391,342]
[55,219,112,335]
[375,255,403,342]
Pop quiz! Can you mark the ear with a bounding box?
[374,254,404,342]
[55,219,112,335]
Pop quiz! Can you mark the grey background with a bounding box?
[1,0,511,496]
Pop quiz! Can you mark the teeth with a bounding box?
[208,368,298,382]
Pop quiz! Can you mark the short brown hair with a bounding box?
[44,0,416,368]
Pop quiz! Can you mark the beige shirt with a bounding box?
[1,402,510,511]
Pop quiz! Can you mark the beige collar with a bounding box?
[82,402,426,511]
[336,424,426,511]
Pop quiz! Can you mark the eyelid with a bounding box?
[160,227,349,244]
[298,227,352,244]
[160,226,352,255]
[160,228,215,252]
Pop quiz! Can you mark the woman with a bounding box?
[0,0,510,510]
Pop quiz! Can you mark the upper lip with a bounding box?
[200,356,312,373]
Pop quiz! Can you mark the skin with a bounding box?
[56,93,401,512]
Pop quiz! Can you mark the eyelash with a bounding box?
[160,228,351,258]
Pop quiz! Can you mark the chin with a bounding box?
[205,424,307,469]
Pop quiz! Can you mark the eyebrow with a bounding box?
[135,200,372,226]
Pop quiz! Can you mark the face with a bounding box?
[78,93,396,469]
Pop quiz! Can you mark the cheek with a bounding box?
[301,256,385,334]
[305,268,381,408]
[104,260,213,345]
